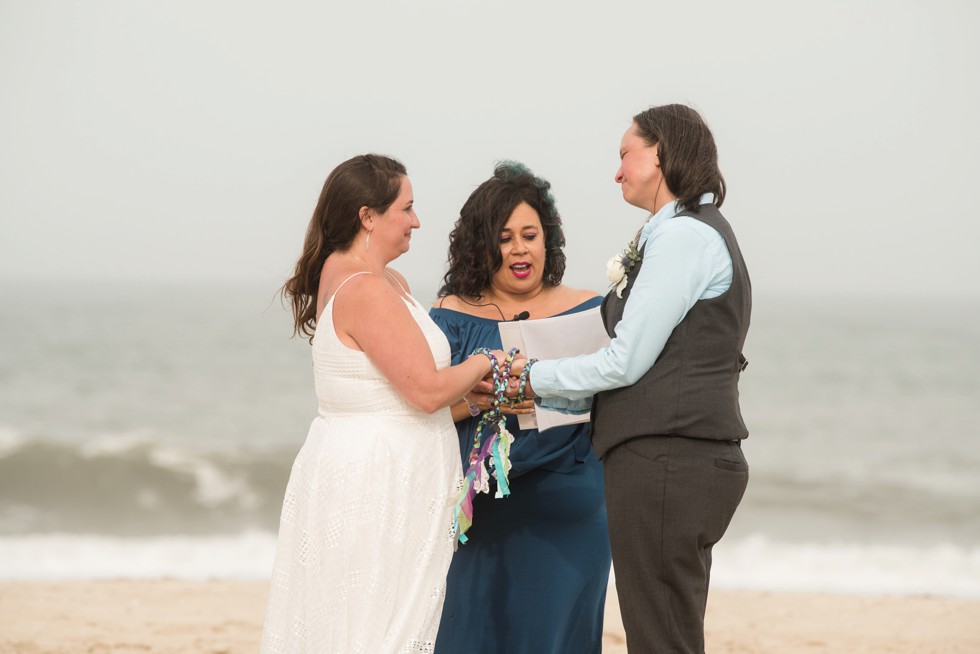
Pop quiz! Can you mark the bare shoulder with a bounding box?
[431,294,465,311]
[555,284,602,306]
[384,267,411,294]
[331,270,399,311]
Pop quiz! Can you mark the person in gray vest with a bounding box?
[512,103,751,653]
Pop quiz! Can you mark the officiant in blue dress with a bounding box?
[429,161,611,654]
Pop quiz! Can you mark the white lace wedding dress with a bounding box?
[261,273,462,654]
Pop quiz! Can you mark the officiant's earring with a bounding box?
[365,230,371,251]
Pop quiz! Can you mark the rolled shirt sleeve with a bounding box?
[533,394,593,414]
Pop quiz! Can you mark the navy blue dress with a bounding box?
[430,297,611,654]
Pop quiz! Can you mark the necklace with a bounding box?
[343,251,374,270]
[342,252,414,300]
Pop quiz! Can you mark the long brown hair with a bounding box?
[282,154,407,341]
[633,104,726,212]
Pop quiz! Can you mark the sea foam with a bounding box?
[3,532,979,597]
[709,534,980,598]
[0,531,279,580]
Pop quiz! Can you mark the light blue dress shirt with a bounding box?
[532,194,733,411]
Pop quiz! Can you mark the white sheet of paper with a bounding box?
[498,306,611,432]
[497,321,535,429]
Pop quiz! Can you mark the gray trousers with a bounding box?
[603,435,749,653]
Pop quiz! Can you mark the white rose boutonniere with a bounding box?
[606,241,641,298]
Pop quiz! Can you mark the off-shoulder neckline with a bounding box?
[429,296,602,323]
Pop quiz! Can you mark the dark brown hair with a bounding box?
[282,154,407,341]
[438,161,566,300]
[633,104,726,212]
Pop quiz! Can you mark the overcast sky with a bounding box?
[2,0,978,300]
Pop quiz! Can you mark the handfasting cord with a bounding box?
[465,357,538,414]
[453,347,519,544]
[508,358,538,404]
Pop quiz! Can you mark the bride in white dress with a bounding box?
[261,155,501,654]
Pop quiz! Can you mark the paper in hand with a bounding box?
[498,306,610,432]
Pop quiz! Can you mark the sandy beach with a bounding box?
[1,581,978,653]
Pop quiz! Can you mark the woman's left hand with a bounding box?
[507,356,536,399]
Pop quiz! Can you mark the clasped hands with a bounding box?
[465,353,536,416]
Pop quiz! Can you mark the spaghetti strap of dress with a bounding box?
[383,269,423,309]
[327,271,373,304]
[384,269,410,295]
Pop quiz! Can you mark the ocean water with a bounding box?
[1,281,978,596]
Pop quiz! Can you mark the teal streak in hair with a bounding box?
[495,159,531,180]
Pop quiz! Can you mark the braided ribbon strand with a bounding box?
[453,347,520,544]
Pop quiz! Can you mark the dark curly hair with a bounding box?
[438,161,566,300]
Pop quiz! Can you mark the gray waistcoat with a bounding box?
[590,204,751,459]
